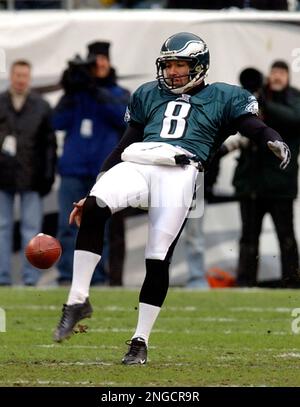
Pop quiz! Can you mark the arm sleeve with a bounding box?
[101,121,144,172]
[234,114,283,146]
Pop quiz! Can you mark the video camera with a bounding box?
[60,54,97,93]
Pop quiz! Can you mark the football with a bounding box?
[25,233,62,269]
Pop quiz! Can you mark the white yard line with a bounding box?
[35,344,118,349]
[0,379,115,385]
[3,304,294,314]
[229,307,292,313]
[0,361,113,366]
[276,352,300,358]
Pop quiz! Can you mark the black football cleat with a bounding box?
[53,298,93,342]
[122,337,147,365]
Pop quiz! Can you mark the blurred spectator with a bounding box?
[183,145,230,289]
[233,61,300,287]
[183,197,207,288]
[228,0,288,9]
[166,0,226,8]
[0,60,57,286]
[109,0,163,7]
[0,0,62,9]
[15,1,62,9]
[165,0,288,9]
[53,41,129,286]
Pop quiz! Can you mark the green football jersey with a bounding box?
[125,81,258,163]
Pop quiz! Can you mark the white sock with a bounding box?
[67,250,101,305]
[132,302,161,346]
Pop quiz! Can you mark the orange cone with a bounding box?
[206,267,236,288]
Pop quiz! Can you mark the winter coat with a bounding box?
[233,85,300,199]
[0,91,57,196]
[52,70,130,178]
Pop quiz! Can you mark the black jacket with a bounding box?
[0,90,57,196]
[233,85,300,199]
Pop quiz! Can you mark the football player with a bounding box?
[53,32,290,364]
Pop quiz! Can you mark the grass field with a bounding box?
[0,287,300,387]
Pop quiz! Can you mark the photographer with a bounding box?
[233,62,300,287]
[53,41,130,286]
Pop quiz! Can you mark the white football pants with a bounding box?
[90,162,198,260]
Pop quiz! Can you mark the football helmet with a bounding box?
[156,32,210,94]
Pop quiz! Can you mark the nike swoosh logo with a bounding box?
[140,359,146,364]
